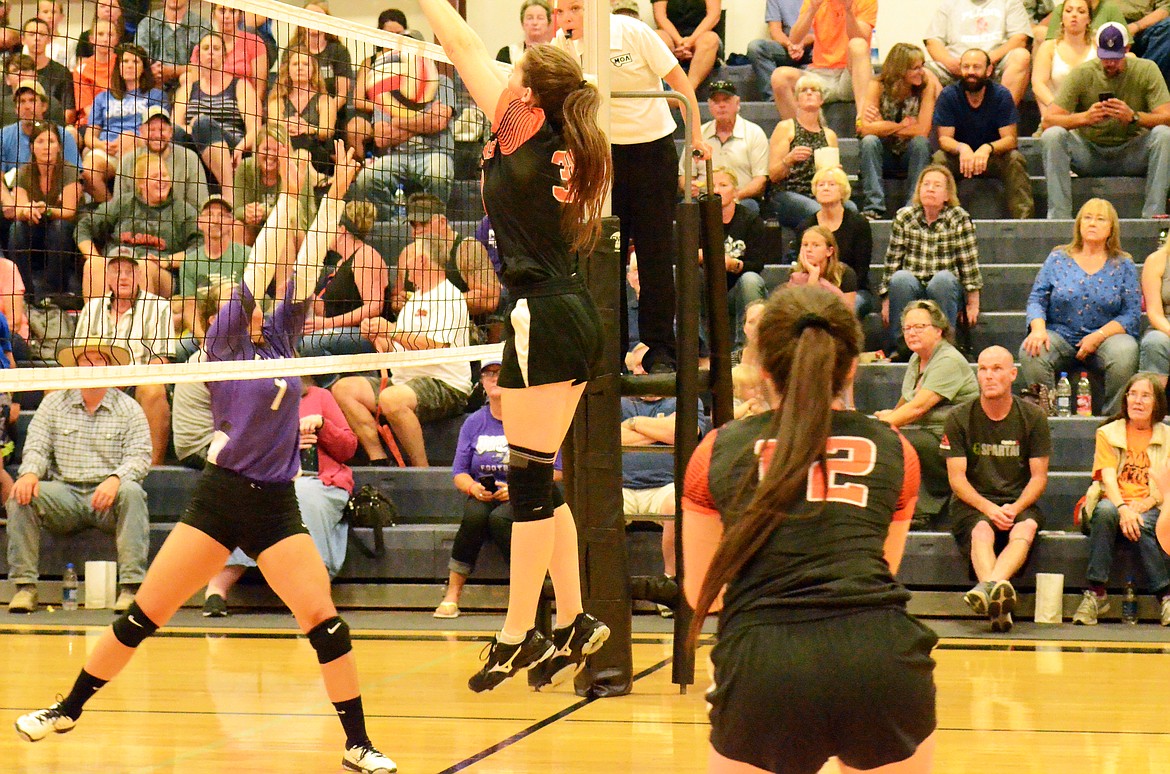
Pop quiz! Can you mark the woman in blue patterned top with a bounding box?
[1019,198,1140,415]
[15,142,399,774]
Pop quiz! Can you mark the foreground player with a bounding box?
[683,285,938,773]
[417,0,613,691]
[15,142,399,774]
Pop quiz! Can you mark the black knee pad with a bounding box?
[112,602,159,649]
[509,457,556,522]
[308,616,352,664]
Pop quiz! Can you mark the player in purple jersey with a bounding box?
[15,142,399,774]
[419,0,615,693]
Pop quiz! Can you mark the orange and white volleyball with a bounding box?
[367,48,439,118]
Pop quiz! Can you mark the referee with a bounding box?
[556,0,710,372]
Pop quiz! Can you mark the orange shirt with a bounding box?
[1094,425,1153,505]
[73,54,117,124]
[802,0,877,71]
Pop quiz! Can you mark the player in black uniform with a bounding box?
[682,284,938,774]
[418,0,613,692]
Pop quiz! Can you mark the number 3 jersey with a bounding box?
[480,89,579,290]
[682,410,920,630]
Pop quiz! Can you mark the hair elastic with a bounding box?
[794,313,831,334]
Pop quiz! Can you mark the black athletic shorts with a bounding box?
[707,608,938,774]
[181,464,308,558]
[499,277,604,390]
[950,499,1046,559]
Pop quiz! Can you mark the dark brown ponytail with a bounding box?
[687,285,862,647]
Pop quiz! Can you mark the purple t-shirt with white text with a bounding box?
[452,405,562,484]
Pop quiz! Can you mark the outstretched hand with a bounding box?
[330,140,361,200]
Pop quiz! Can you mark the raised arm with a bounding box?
[417,0,507,114]
[292,141,361,303]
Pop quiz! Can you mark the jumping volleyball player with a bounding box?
[683,285,938,773]
[416,0,613,691]
[15,142,399,774]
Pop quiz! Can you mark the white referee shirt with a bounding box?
[555,13,678,145]
[679,115,770,189]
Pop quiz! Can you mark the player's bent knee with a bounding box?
[112,601,159,649]
[308,615,352,664]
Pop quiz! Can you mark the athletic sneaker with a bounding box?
[14,700,75,742]
[987,580,1017,633]
[342,742,397,773]
[963,582,991,615]
[202,594,228,618]
[531,612,611,690]
[1073,590,1109,625]
[468,628,554,693]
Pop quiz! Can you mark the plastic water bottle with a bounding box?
[1122,581,1139,624]
[62,563,78,611]
[393,183,407,220]
[1055,373,1072,416]
[1076,372,1093,416]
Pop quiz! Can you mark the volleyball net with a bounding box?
[0,0,506,394]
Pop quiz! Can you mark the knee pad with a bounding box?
[307,616,351,664]
[112,602,159,649]
[509,445,557,523]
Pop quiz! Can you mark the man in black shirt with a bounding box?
[942,345,1051,632]
[21,18,72,124]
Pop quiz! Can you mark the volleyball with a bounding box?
[368,48,440,118]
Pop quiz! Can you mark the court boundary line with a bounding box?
[436,656,676,774]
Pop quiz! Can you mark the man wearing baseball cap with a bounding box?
[1041,21,1170,219]
[0,77,80,174]
[678,79,769,213]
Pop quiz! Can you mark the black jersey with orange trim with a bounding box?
[481,90,578,290]
[682,410,920,629]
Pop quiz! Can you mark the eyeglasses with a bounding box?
[903,323,936,333]
[1126,391,1155,402]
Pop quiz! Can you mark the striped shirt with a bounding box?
[880,204,983,295]
[18,388,152,485]
[186,78,247,138]
[75,290,176,364]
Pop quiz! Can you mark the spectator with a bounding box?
[33,0,70,69]
[350,64,457,207]
[1019,198,1139,415]
[769,0,875,119]
[943,345,1051,633]
[0,53,66,126]
[1139,229,1170,383]
[678,79,768,213]
[288,3,354,103]
[788,224,857,309]
[876,299,980,526]
[1033,0,1098,124]
[21,17,73,124]
[622,390,711,614]
[134,0,207,92]
[766,74,847,228]
[169,196,247,358]
[268,45,338,174]
[924,0,1033,104]
[74,0,129,63]
[1044,0,1128,41]
[197,5,269,96]
[7,120,81,300]
[0,251,28,361]
[299,201,389,375]
[497,0,555,64]
[174,32,261,193]
[83,43,166,202]
[746,0,813,101]
[201,379,357,616]
[1115,0,1170,84]
[932,48,1033,221]
[74,247,175,464]
[402,192,501,318]
[341,7,408,154]
[0,0,18,56]
[857,42,937,220]
[232,125,318,245]
[73,18,122,125]
[77,151,200,299]
[880,164,982,358]
[0,79,79,174]
[332,241,471,467]
[730,298,768,417]
[1041,22,1170,219]
[115,105,208,210]
[652,0,723,90]
[706,168,767,349]
[434,359,563,618]
[795,166,874,315]
[5,338,151,614]
[1073,373,1170,625]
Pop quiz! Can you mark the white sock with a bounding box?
[498,628,527,645]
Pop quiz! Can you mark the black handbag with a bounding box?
[343,484,399,558]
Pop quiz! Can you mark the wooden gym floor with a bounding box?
[1,613,1169,773]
